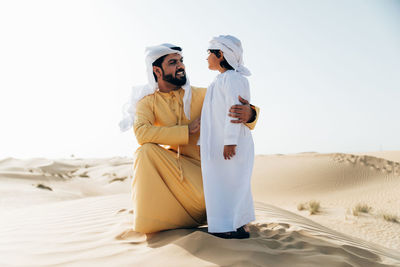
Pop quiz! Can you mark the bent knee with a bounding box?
[135,143,160,157]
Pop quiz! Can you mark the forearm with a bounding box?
[224,122,241,145]
[224,104,242,145]
[134,123,189,146]
[244,105,259,130]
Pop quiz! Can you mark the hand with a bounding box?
[188,117,201,135]
[223,145,236,160]
[229,96,253,123]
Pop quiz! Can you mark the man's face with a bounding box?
[160,53,186,86]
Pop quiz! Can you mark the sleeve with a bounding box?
[223,74,250,145]
[244,105,260,130]
[133,96,189,146]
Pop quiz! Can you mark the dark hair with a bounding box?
[208,49,234,70]
[152,46,182,82]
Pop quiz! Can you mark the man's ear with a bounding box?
[219,51,224,59]
[153,66,162,79]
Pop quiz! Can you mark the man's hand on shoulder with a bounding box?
[229,96,256,124]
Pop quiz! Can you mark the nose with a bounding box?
[177,60,185,69]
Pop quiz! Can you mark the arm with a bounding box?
[134,97,189,146]
[223,77,249,146]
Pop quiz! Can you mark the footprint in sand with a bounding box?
[115,229,147,245]
[117,209,127,214]
[250,223,299,250]
[252,223,287,239]
[116,209,134,215]
[35,184,53,191]
[109,177,128,183]
[79,172,89,178]
[284,240,309,250]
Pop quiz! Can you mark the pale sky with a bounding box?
[0,0,399,158]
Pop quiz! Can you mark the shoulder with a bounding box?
[221,71,249,89]
[136,93,155,110]
[191,86,207,98]
[222,70,248,83]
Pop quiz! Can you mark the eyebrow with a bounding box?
[168,57,183,64]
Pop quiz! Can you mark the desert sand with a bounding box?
[1,152,399,266]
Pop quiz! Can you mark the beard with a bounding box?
[162,69,187,87]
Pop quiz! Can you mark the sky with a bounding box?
[0,0,399,158]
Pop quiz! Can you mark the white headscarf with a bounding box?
[208,35,251,76]
[119,43,192,132]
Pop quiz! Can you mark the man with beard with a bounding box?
[120,44,259,233]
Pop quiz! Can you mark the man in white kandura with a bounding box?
[199,35,255,239]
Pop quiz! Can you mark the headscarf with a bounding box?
[119,43,191,131]
[208,35,251,76]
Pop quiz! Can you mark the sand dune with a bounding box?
[252,153,400,252]
[0,152,399,266]
[354,151,400,163]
